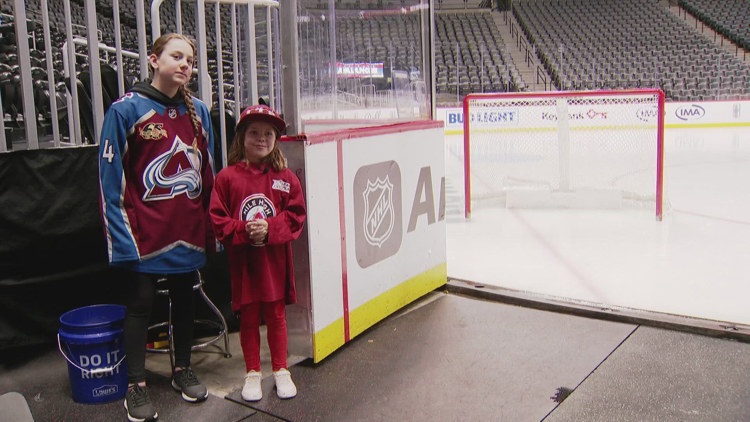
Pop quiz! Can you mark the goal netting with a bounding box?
[462,89,666,220]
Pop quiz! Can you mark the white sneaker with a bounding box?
[241,370,262,402]
[273,368,297,399]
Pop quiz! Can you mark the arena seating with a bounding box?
[435,12,526,94]
[2,0,750,142]
[0,0,253,144]
[317,10,525,98]
[67,73,97,144]
[679,0,750,52]
[512,0,750,100]
[0,69,21,127]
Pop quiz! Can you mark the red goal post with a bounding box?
[462,89,666,220]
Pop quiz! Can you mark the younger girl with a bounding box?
[98,33,214,421]
[209,104,306,401]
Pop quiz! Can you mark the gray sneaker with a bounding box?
[124,384,158,422]
[171,367,208,402]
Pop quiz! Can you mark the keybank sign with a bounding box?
[675,104,706,121]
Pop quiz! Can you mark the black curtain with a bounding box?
[0,146,233,350]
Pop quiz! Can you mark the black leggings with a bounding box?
[123,271,196,383]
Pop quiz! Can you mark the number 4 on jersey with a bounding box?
[102,139,115,163]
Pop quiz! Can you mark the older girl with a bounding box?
[99,33,214,421]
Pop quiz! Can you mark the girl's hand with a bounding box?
[245,219,268,244]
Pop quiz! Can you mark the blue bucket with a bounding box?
[58,304,128,404]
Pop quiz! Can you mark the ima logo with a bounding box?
[354,161,403,268]
[636,105,659,122]
[675,104,705,121]
[142,136,202,201]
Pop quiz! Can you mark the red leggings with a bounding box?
[239,300,288,372]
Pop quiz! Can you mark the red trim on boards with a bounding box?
[337,139,351,342]
[462,100,472,219]
[305,120,443,145]
[279,134,306,143]
[656,90,665,221]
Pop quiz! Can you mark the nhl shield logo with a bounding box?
[353,161,402,268]
[362,176,394,247]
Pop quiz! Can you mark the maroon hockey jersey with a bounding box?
[209,162,306,310]
[99,83,215,274]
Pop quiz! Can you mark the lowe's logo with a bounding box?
[93,384,119,397]
[675,105,705,121]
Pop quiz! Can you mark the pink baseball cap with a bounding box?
[236,104,286,134]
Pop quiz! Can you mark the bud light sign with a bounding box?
[447,111,463,125]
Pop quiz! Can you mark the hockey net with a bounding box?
[462,89,666,220]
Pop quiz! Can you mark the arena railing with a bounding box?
[0,0,281,165]
[61,38,141,146]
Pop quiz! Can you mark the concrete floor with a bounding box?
[2,289,750,421]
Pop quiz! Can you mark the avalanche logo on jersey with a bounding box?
[142,136,203,201]
[240,194,276,221]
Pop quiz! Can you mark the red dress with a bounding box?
[209,162,306,311]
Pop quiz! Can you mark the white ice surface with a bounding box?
[446,128,750,326]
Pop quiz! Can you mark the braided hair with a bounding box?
[180,87,201,149]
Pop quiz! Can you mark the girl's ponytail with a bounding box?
[181,86,201,149]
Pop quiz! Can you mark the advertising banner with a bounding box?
[288,121,447,362]
[336,62,385,79]
[439,99,750,134]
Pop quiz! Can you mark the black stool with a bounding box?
[146,271,231,371]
